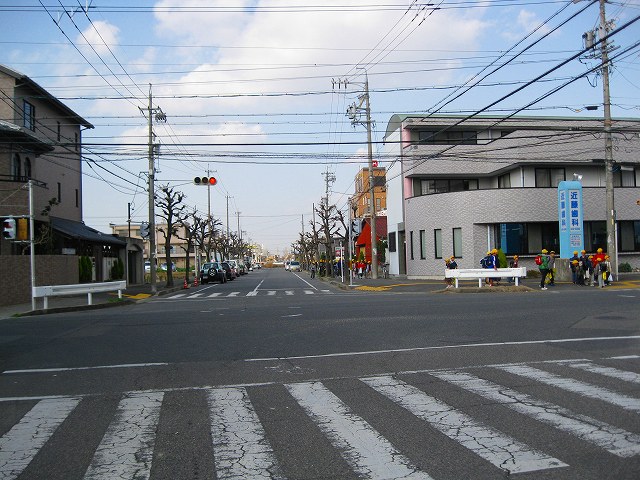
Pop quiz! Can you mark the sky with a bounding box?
[1,0,639,255]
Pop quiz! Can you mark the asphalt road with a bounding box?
[1,267,639,479]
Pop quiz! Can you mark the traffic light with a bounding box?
[194,176,217,186]
[139,222,150,238]
[16,218,28,241]
[2,218,16,240]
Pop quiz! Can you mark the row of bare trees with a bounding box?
[155,184,251,287]
[291,202,349,276]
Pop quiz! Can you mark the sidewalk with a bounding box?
[0,283,184,320]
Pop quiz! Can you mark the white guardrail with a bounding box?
[32,281,127,310]
[444,267,527,288]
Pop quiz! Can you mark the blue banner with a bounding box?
[558,181,584,258]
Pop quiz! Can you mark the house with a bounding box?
[0,65,124,303]
[351,167,387,218]
[383,115,640,278]
[354,217,388,264]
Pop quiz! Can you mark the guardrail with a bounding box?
[445,267,528,288]
[32,281,127,310]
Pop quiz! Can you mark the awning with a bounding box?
[51,217,126,246]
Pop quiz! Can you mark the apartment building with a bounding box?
[351,167,387,218]
[383,115,640,277]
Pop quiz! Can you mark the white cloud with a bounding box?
[77,20,120,56]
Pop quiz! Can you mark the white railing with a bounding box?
[445,267,527,288]
[32,281,127,310]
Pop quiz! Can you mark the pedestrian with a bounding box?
[548,251,556,286]
[595,258,606,288]
[538,249,550,290]
[569,251,579,284]
[508,255,519,283]
[310,263,316,279]
[602,255,612,286]
[589,255,597,286]
[445,256,458,288]
[365,261,372,278]
[573,260,584,285]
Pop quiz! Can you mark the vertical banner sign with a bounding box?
[558,180,584,258]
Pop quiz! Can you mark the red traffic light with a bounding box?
[194,176,217,185]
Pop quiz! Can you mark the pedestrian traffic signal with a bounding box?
[194,176,217,185]
[2,218,16,239]
[16,218,28,241]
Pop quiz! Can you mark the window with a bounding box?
[11,154,21,180]
[535,168,565,187]
[419,230,426,259]
[57,182,62,202]
[434,229,442,259]
[373,175,386,187]
[23,101,35,131]
[584,221,606,252]
[375,198,381,211]
[419,130,477,145]
[453,228,462,258]
[614,167,636,187]
[24,157,31,178]
[418,179,478,196]
[409,231,414,260]
[619,221,640,252]
[494,222,559,254]
[498,173,511,189]
[388,232,397,252]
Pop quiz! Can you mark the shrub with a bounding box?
[619,262,632,273]
[79,256,92,283]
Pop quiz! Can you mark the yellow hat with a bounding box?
[450,256,455,260]
[572,260,579,264]
[573,251,578,255]
[597,248,603,253]
[588,255,593,259]
[581,250,586,253]
[491,249,498,254]
[541,249,548,254]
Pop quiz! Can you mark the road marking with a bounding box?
[609,355,640,360]
[267,290,276,295]
[303,290,314,295]
[187,293,204,298]
[227,292,239,297]
[285,290,294,295]
[208,292,223,297]
[246,291,258,296]
[363,376,566,474]
[497,364,640,412]
[207,387,281,479]
[84,391,163,480]
[563,360,640,384]
[3,363,168,375]
[245,335,640,362]
[431,370,640,457]
[0,397,80,480]
[167,293,187,299]
[287,381,433,479]
[282,314,302,318]
[293,273,317,290]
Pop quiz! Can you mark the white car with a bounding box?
[289,261,300,272]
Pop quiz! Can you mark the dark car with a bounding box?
[220,261,236,281]
[199,262,226,284]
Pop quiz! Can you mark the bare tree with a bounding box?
[176,208,202,283]
[156,184,186,287]
[314,202,339,276]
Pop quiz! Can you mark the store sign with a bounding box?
[558,181,584,257]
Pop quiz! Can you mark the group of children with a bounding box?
[568,248,612,288]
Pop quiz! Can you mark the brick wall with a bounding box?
[0,255,79,306]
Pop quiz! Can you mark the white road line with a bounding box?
[246,291,258,296]
[207,387,281,479]
[208,292,223,297]
[3,363,168,375]
[286,381,433,480]
[609,355,640,360]
[251,279,264,296]
[303,290,314,295]
[293,272,317,290]
[267,291,276,295]
[363,376,566,474]
[227,292,239,297]
[245,335,640,362]
[431,371,640,458]
[84,391,163,480]
[285,290,294,295]
[563,361,640,384]
[0,397,80,480]
[187,293,204,298]
[168,293,187,299]
[497,364,640,412]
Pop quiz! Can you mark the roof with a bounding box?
[0,119,55,154]
[355,216,388,246]
[0,65,93,129]
[51,217,126,246]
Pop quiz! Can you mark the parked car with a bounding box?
[289,261,301,272]
[220,261,236,281]
[230,258,246,275]
[284,261,290,271]
[225,260,241,277]
[159,262,177,271]
[199,262,226,284]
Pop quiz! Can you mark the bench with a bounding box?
[445,268,528,288]
[32,281,127,310]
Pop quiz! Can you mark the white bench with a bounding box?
[445,268,527,288]
[32,281,127,310]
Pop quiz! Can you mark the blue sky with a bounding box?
[1,1,638,254]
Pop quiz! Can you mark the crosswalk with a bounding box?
[1,356,638,479]
[165,289,334,299]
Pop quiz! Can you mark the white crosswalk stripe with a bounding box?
[362,376,567,474]
[0,397,80,480]
[84,392,163,480]
[166,289,333,299]
[0,357,638,479]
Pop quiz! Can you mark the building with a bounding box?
[383,115,640,278]
[351,167,387,218]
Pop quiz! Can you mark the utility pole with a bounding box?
[346,73,378,278]
[140,84,165,294]
[321,168,336,207]
[126,202,131,286]
[582,0,617,277]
